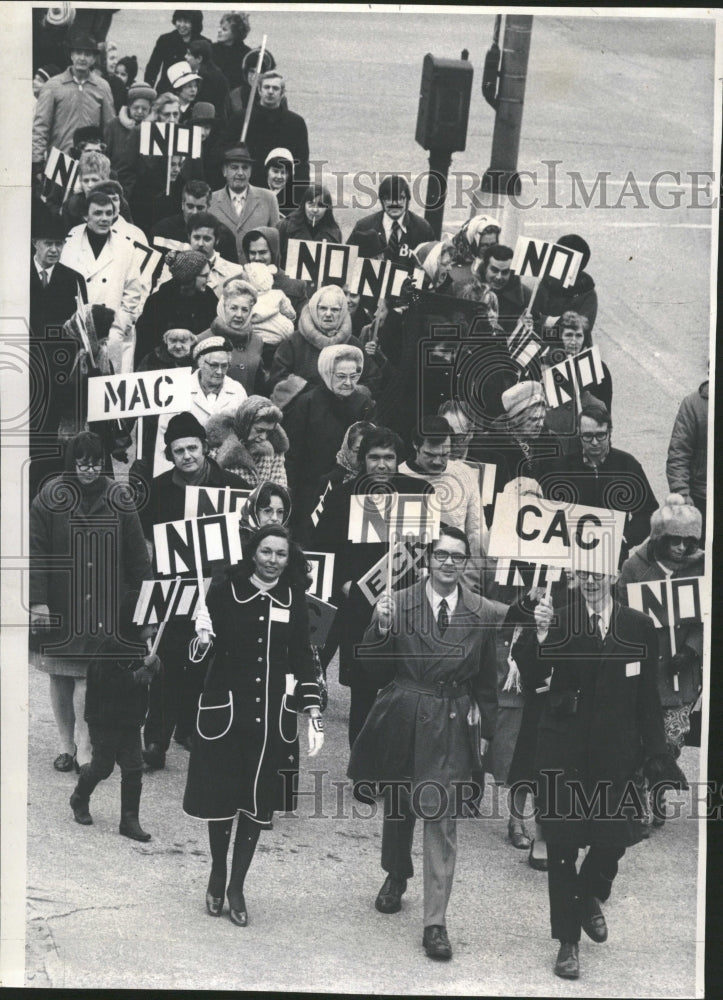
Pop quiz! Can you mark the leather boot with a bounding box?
[70,764,98,825]
[119,771,151,842]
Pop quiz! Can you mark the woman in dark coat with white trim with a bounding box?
[183,525,323,927]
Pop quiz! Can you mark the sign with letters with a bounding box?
[305,551,335,602]
[357,538,428,605]
[284,239,424,299]
[488,495,625,571]
[44,147,78,201]
[510,236,584,288]
[626,577,702,631]
[542,346,605,408]
[347,493,440,544]
[139,121,203,159]
[87,368,193,420]
[133,577,211,625]
[131,240,163,279]
[153,513,243,576]
[494,559,563,590]
[184,486,251,520]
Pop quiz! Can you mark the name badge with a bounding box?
[625,661,641,677]
[270,606,290,624]
[285,673,296,696]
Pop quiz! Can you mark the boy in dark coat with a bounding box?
[69,597,160,842]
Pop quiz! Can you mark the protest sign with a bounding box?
[133,577,211,625]
[347,493,440,544]
[310,482,332,529]
[153,513,243,576]
[306,594,337,647]
[543,346,606,409]
[44,147,78,203]
[510,236,584,289]
[305,551,335,602]
[462,460,497,508]
[626,577,702,632]
[139,121,203,194]
[184,486,250,520]
[357,538,428,605]
[87,368,193,421]
[131,240,163,280]
[488,494,625,571]
[284,238,424,299]
[494,559,563,590]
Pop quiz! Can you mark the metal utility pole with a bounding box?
[481,15,533,195]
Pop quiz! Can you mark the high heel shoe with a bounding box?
[206,872,225,917]
[227,893,248,927]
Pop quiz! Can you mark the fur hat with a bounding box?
[127,84,157,105]
[650,494,702,541]
[164,411,206,447]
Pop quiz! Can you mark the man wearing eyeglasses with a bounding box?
[348,523,498,961]
[524,563,685,980]
[543,399,658,565]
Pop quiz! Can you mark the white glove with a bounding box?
[195,607,215,640]
[307,714,324,757]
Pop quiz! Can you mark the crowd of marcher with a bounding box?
[27,8,708,977]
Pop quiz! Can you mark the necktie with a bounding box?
[388,220,401,259]
[591,612,603,644]
[41,269,49,288]
[437,598,449,636]
[233,194,245,217]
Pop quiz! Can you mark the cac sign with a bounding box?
[488,496,625,571]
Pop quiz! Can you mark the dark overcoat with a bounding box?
[347,580,498,809]
[527,597,667,849]
[183,574,321,825]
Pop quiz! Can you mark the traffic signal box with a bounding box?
[415,53,474,152]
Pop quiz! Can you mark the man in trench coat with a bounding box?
[348,524,498,961]
[527,568,686,980]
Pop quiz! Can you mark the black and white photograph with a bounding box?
[0,4,719,994]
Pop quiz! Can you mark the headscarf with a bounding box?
[216,279,257,333]
[317,343,363,392]
[307,284,349,335]
[234,395,283,445]
[451,214,501,264]
[240,480,292,533]
[335,421,372,480]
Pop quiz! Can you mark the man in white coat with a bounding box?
[61,190,144,373]
[209,145,279,263]
[152,336,247,476]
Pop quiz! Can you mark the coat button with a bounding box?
[257,657,263,662]
[288,755,294,762]
[449,711,456,719]
[255,717,261,723]
[504,640,509,646]
[256,697,260,703]
[255,677,261,682]
[259,616,264,621]
[257,637,263,643]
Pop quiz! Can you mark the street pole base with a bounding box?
[481,169,521,197]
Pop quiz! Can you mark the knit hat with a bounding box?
[234,396,282,443]
[265,147,294,168]
[192,335,231,364]
[35,63,62,82]
[46,4,75,27]
[242,262,276,295]
[346,229,385,259]
[167,60,201,90]
[164,411,206,446]
[169,249,208,282]
[127,84,157,105]
[317,343,363,392]
[650,494,702,541]
[501,381,545,419]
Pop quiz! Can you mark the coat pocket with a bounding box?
[279,694,298,744]
[196,690,233,740]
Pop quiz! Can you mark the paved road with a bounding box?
[25,659,701,995]
[16,8,716,993]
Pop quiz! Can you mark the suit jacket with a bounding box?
[524,596,667,848]
[209,186,280,263]
[347,580,498,792]
[29,259,85,338]
[347,209,435,264]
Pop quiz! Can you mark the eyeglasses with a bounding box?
[202,361,229,372]
[580,431,609,444]
[666,535,697,547]
[334,372,360,384]
[575,570,607,581]
[75,460,103,471]
[432,550,467,565]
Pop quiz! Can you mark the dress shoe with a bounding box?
[54,753,75,772]
[206,892,223,917]
[581,895,608,943]
[206,872,225,916]
[119,813,152,842]
[508,818,532,850]
[423,925,453,961]
[69,791,93,825]
[227,893,248,927]
[142,744,166,771]
[528,839,548,871]
[554,941,579,979]
[375,874,407,914]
